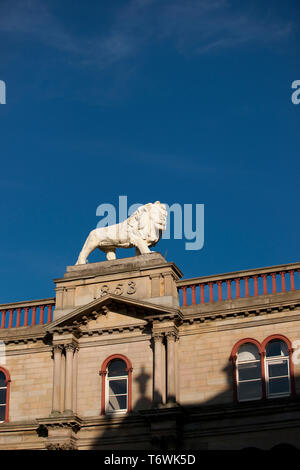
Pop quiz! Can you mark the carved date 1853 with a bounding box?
[99,281,136,297]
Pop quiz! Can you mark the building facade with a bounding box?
[0,252,299,450]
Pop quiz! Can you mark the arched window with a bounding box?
[0,368,10,422]
[264,338,291,398]
[100,354,132,415]
[232,335,295,403]
[235,342,262,402]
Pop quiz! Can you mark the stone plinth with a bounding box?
[53,253,182,319]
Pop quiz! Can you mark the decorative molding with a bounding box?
[180,300,300,326]
[37,416,82,434]
[65,343,77,353]
[152,332,164,342]
[165,330,179,342]
[80,323,147,338]
[179,311,300,337]
[46,441,77,450]
[53,344,64,353]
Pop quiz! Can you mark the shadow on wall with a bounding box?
[87,360,300,451]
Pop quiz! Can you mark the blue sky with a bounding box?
[0,0,299,303]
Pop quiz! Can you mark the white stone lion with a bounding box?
[75,201,167,264]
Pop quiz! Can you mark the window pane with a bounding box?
[0,389,6,405]
[268,377,290,395]
[237,344,260,362]
[109,379,127,395]
[108,394,127,411]
[268,360,288,378]
[108,359,127,377]
[0,372,6,388]
[266,340,288,358]
[238,380,262,401]
[0,405,5,421]
[238,362,261,381]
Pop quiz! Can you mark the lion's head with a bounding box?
[127,201,167,245]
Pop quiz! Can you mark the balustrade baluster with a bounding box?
[209,282,214,303]
[253,275,258,296]
[191,285,196,305]
[8,309,14,328]
[280,272,286,292]
[244,277,249,297]
[236,278,240,299]
[200,284,205,304]
[31,307,37,325]
[262,274,267,295]
[290,270,295,291]
[217,281,223,301]
[226,280,231,300]
[39,305,45,324]
[271,273,277,293]
[16,308,21,327]
[182,287,187,306]
[47,305,52,323]
[1,311,5,329]
[24,307,29,326]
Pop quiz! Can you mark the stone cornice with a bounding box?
[57,253,183,283]
[79,323,148,338]
[180,312,300,336]
[37,414,83,433]
[47,294,182,330]
[0,325,50,345]
[180,292,300,325]
[0,421,39,433]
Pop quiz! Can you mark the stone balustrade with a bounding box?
[177,262,300,307]
[1,262,300,324]
[0,298,55,328]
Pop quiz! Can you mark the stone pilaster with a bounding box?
[166,331,178,403]
[51,345,63,415]
[152,332,164,405]
[64,344,76,415]
[72,347,79,414]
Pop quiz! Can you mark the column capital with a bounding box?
[152,332,164,342]
[53,344,64,353]
[165,331,178,342]
[65,343,76,353]
[149,274,161,280]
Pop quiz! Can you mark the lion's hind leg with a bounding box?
[100,248,116,261]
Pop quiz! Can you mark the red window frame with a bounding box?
[0,367,11,423]
[262,334,295,397]
[99,354,133,415]
[231,335,295,402]
[231,338,263,402]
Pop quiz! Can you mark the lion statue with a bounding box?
[75,201,168,264]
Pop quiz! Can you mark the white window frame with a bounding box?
[105,371,128,415]
[236,355,262,402]
[265,342,290,399]
[0,380,7,423]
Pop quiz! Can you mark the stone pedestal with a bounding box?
[53,253,182,320]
